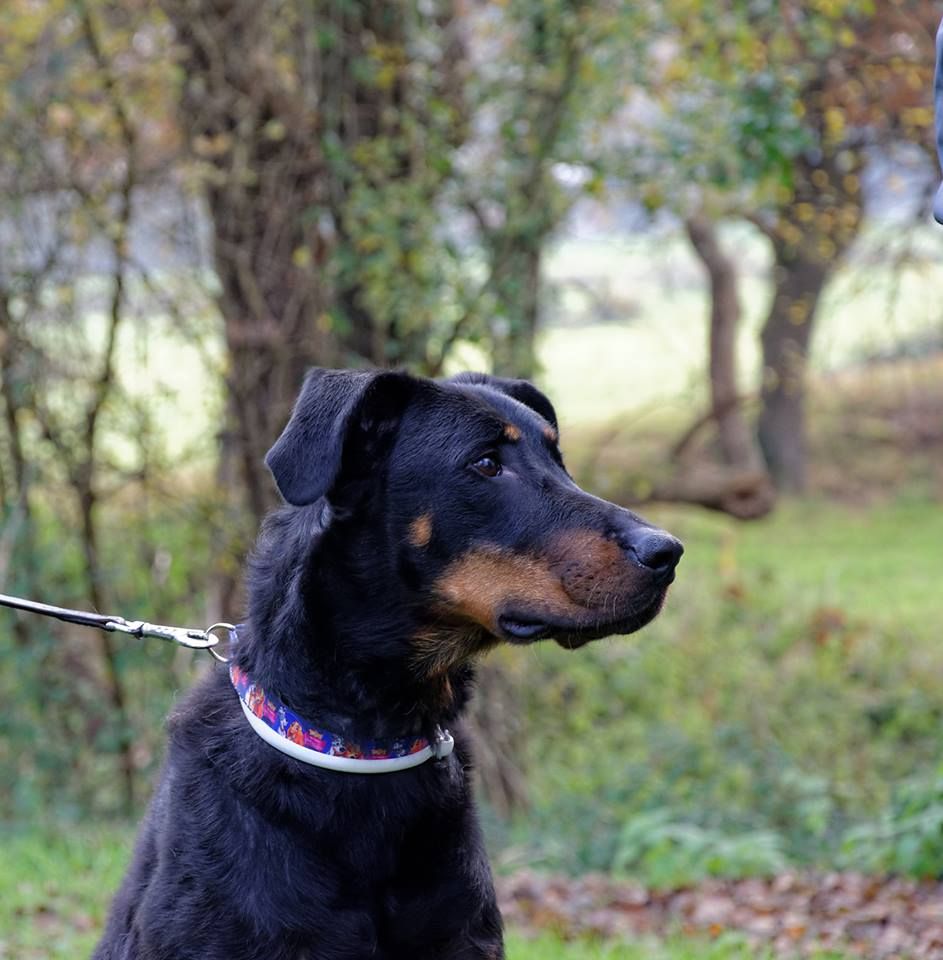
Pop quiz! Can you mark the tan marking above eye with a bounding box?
[543,425,559,444]
[503,424,522,442]
[408,514,433,548]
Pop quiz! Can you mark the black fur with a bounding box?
[94,369,682,959]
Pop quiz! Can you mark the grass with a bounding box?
[493,488,943,877]
[649,495,942,631]
[506,932,853,959]
[0,823,132,959]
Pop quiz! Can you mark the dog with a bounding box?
[93,368,682,959]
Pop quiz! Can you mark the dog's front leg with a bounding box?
[380,808,505,960]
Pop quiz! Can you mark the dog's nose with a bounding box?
[622,528,684,577]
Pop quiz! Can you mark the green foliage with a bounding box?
[0,822,847,959]
[323,8,470,371]
[612,812,786,890]
[840,771,943,878]
[509,932,774,959]
[455,0,648,375]
[507,931,854,959]
[0,819,855,960]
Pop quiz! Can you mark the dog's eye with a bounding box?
[471,454,502,478]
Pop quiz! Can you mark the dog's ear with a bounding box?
[448,372,558,431]
[265,368,416,506]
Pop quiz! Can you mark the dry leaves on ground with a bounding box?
[498,871,943,958]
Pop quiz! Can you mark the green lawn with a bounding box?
[648,496,942,630]
[507,932,851,959]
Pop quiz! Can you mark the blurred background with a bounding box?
[1,1,942,957]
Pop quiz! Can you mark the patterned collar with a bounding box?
[230,662,454,773]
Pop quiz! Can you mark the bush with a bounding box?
[612,810,787,889]
[840,770,943,878]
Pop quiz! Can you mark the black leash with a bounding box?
[0,592,232,661]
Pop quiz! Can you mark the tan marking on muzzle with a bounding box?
[408,513,433,548]
[413,533,650,676]
[543,529,629,606]
[430,547,586,633]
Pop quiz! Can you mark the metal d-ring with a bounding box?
[204,622,236,663]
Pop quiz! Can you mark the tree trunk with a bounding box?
[755,145,864,494]
[466,655,529,816]
[757,247,829,493]
[79,486,136,813]
[0,300,41,677]
[161,0,336,532]
[684,215,763,470]
[162,0,462,534]
[490,243,542,379]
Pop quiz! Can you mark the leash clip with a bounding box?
[106,618,234,661]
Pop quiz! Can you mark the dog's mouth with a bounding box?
[497,614,554,643]
[497,587,669,649]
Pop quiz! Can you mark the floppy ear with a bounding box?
[448,372,558,431]
[265,368,415,506]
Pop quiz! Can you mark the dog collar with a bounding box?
[230,663,454,773]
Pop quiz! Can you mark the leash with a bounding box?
[0,592,454,771]
[0,592,233,662]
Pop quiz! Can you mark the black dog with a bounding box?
[93,369,682,960]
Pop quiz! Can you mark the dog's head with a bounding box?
[266,368,682,675]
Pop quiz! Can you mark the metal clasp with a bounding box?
[105,618,234,661]
[431,726,454,761]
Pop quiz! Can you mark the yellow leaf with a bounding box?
[796,203,815,223]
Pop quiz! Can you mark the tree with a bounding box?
[456,0,638,379]
[0,0,198,813]
[645,0,937,491]
[158,1,468,543]
[753,0,938,490]
[679,214,776,519]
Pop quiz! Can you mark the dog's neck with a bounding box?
[238,505,471,742]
